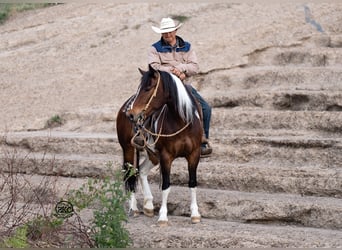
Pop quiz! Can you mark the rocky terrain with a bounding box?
[0,2,342,247]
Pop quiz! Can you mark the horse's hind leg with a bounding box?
[125,173,139,217]
[123,149,140,217]
[139,156,155,217]
[128,192,139,216]
[117,102,140,216]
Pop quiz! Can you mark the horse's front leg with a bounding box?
[158,187,170,226]
[190,187,201,223]
[188,154,201,223]
[158,157,172,226]
[139,157,155,217]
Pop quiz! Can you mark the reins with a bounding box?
[130,70,192,151]
[143,121,191,138]
[131,104,191,150]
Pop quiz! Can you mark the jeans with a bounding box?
[191,86,211,139]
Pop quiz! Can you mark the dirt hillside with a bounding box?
[1,2,342,248]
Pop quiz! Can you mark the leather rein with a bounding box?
[131,71,191,149]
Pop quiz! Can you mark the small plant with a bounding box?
[170,14,190,23]
[0,4,11,24]
[66,163,132,248]
[0,3,57,25]
[1,225,29,248]
[92,171,131,248]
[45,114,64,128]
[26,216,63,242]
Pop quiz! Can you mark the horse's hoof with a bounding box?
[133,210,141,217]
[143,208,154,217]
[129,209,140,217]
[157,220,169,227]
[191,216,201,224]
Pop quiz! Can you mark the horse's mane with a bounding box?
[159,71,196,123]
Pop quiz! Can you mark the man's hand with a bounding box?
[171,68,186,81]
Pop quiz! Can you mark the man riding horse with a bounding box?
[116,17,212,226]
[149,17,213,157]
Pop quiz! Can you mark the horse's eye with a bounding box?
[145,80,154,91]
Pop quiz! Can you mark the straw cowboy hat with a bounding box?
[152,17,183,33]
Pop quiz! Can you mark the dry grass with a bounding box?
[0,137,93,248]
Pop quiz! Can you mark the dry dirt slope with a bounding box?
[1,2,342,248]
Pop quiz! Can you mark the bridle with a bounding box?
[142,71,161,114]
[132,71,160,125]
[130,71,191,149]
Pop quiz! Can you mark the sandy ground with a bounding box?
[1,2,342,248]
[1,2,340,132]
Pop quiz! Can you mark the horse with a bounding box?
[116,64,203,226]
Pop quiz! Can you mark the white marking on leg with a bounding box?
[190,187,201,220]
[139,156,154,176]
[139,158,154,213]
[129,192,138,215]
[158,187,170,222]
[140,174,153,209]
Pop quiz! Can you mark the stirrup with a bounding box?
[131,132,146,150]
[200,142,212,157]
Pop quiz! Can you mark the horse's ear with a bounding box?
[138,68,145,75]
[148,64,156,73]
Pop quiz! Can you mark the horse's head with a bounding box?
[126,65,164,124]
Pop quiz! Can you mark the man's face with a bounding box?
[161,30,177,46]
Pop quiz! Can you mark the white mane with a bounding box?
[170,74,195,123]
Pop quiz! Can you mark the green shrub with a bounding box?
[1,225,29,248]
[170,14,190,23]
[26,216,63,242]
[0,3,58,25]
[45,114,64,128]
[92,173,131,247]
[0,4,11,24]
[67,164,132,248]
